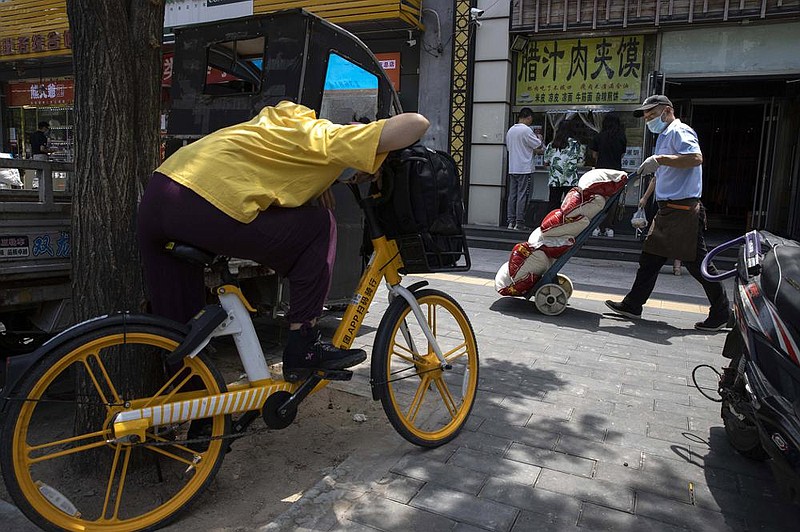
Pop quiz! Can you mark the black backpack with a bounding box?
[369,144,468,272]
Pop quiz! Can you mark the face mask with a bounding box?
[646,113,668,134]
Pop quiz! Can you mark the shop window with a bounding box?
[319,52,378,124]
[204,36,265,96]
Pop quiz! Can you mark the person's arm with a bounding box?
[524,129,545,155]
[639,176,655,208]
[376,113,430,153]
[652,152,702,168]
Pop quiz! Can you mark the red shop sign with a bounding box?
[375,52,401,92]
[7,79,74,107]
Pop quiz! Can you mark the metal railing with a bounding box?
[0,159,74,210]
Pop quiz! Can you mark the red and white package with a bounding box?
[540,236,575,258]
[578,169,627,198]
[540,209,590,237]
[527,227,545,245]
[495,261,541,297]
[508,242,552,278]
[527,229,575,258]
[560,187,584,214]
[565,193,606,219]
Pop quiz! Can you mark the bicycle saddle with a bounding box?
[165,241,221,267]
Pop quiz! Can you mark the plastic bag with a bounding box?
[631,207,648,229]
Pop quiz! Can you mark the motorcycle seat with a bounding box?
[761,244,800,338]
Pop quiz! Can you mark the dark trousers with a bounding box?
[622,219,730,320]
[138,172,336,325]
[548,185,572,213]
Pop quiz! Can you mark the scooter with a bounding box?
[698,230,800,504]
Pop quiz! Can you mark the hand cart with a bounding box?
[524,174,633,315]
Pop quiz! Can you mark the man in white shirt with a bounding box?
[506,108,543,230]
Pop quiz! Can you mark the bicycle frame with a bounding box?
[112,231,449,443]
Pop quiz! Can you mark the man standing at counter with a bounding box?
[505,107,543,231]
[30,122,55,160]
[605,95,730,331]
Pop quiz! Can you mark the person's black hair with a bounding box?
[38,121,50,129]
[518,107,534,120]
[551,118,577,150]
[600,113,625,137]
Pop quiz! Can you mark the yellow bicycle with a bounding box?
[0,183,479,531]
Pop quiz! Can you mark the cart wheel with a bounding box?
[534,283,569,316]
[556,274,574,298]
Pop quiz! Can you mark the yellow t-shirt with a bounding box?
[156,101,387,223]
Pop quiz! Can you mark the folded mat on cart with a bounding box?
[495,169,626,297]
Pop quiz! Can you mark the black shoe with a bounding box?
[694,316,730,332]
[605,300,641,320]
[283,327,366,383]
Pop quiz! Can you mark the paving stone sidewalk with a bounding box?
[264,252,799,532]
[2,253,797,531]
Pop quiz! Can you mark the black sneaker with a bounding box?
[282,327,366,383]
[694,316,730,332]
[604,300,641,320]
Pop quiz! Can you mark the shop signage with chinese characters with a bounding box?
[0,30,72,58]
[515,35,643,106]
[375,52,401,92]
[6,79,74,107]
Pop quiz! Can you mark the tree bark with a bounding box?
[66,1,166,455]
[67,0,164,320]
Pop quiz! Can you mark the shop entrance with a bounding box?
[688,102,769,235]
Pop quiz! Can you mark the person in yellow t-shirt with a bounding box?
[138,101,429,382]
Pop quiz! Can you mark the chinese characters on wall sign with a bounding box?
[0,30,72,57]
[375,52,401,91]
[515,35,643,106]
[7,79,74,107]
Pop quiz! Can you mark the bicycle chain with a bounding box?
[132,424,273,448]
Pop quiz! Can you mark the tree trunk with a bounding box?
[67,1,163,318]
[67,1,166,454]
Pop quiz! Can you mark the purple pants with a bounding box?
[137,172,336,324]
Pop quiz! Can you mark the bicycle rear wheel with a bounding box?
[0,318,229,532]
[372,289,479,447]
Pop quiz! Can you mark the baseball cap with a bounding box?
[633,95,673,117]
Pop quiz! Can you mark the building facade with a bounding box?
[0,0,459,166]
[468,0,800,239]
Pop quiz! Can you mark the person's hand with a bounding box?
[637,155,660,176]
[351,168,381,184]
[318,187,336,210]
[638,197,648,209]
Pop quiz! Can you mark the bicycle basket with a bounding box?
[394,231,471,274]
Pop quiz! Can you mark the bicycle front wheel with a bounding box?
[372,289,479,447]
[0,318,229,532]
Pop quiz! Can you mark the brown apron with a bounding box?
[642,198,700,261]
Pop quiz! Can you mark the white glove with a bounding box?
[637,155,660,176]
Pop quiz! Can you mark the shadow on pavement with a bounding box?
[489,297,711,346]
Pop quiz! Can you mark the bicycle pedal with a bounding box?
[313,369,353,381]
